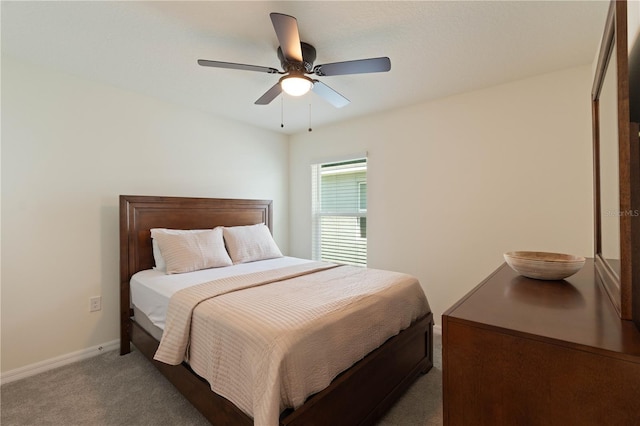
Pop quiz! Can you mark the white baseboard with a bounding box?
[0,339,120,385]
[433,324,442,335]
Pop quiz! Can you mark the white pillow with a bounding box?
[223,224,283,264]
[152,227,232,274]
[151,228,211,271]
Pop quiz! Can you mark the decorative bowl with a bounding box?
[503,251,586,280]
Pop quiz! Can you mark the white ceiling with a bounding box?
[2,1,609,134]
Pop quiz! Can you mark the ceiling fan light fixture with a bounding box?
[280,74,313,96]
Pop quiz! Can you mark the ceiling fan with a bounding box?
[198,12,391,108]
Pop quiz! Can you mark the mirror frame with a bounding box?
[592,0,640,323]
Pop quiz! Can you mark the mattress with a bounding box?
[131,256,313,331]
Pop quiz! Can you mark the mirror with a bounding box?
[592,0,637,320]
[598,41,621,279]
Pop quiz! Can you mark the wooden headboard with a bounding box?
[119,195,273,353]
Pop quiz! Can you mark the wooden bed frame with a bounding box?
[120,195,433,425]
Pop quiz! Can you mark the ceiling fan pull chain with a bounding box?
[281,97,284,128]
[308,103,312,132]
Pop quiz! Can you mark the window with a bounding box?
[311,158,367,266]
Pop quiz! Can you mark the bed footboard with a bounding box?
[280,313,433,426]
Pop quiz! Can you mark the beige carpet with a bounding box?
[1,334,442,425]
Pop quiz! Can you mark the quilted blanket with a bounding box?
[154,262,429,426]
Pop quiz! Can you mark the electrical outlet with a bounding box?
[89,296,102,312]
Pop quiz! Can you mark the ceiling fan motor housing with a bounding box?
[278,42,317,73]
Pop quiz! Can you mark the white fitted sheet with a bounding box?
[131,256,313,330]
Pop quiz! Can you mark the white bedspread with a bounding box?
[154,262,430,426]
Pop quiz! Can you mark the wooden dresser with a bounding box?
[442,259,640,425]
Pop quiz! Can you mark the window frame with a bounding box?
[311,157,368,266]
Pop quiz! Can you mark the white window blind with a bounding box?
[311,158,367,266]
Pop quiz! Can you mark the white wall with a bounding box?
[1,56,596,374]
[1,55,289,373]
[629,0,640,122]
[629,0,640,50]
[289,65,594,325]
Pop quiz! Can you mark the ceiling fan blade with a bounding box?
[270,13,303,63]
[313,57,391,76]
[255,83,283,105]
[198,59,280,74]
[312,81,350,108]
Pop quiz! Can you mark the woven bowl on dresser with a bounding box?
[503,251,586,280]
